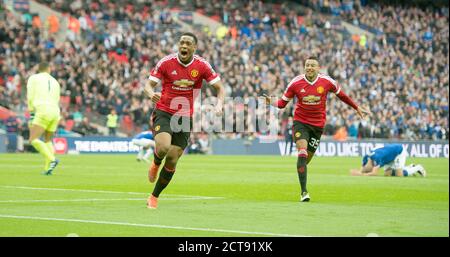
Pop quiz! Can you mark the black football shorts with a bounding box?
[292,121,323,153]
[151,109,192,150]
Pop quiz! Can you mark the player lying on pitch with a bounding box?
[350,144,426,177]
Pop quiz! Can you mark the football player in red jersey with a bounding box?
[264,56,371,202]
[143,32,225,209]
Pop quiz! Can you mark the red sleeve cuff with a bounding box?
[275,99,289,108]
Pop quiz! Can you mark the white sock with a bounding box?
[137,148,144,159]
[404,165,419,176]
[144,148,153,159]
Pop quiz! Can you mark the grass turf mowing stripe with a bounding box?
[0,214,310,237]
[0,197,223,203]
[0,185,224,199]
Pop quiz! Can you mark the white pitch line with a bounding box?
[0,198,143,203]
[0,186,224,200]
[0,185,143,195]
[0,197,215,203]
[0,214,308,237]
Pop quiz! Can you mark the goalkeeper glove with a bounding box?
[28,112,35,127]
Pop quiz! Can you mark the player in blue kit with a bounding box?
[131,131,155,163]
[350,144,426,177]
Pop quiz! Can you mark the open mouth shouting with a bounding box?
[179,48,189,59]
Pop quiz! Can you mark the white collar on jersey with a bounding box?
[176,53,195,67]
[305,74,319,85]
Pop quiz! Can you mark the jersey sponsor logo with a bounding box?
[317,86,324,94]
[190,69,199,78]
[302,95,321,105]
[173,79,195,90]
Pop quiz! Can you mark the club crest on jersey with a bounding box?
[155,125,160,132]
[295,132,301,138]
[190,69,199,78]
[317,86,324,94]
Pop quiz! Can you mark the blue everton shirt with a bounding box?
[362,144,403,167]
[133,131,154,140]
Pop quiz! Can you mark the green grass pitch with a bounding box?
[0,154,448,237]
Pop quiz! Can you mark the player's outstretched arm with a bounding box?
[144,80,161,104]
[365,166,380,176]
[350,168,364,176]
[351,165,379,176]
[262,94,289,109]
[335,90,371,119]
[356,106,372,119]
[211,81,225,116]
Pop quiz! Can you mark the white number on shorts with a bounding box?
[309,138,320,149]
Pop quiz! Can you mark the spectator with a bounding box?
[187,136,204,154]
[72,107,83,124]
[284,117,294,154]
[348,120,359,139]
[32,14,41,29]
[46,14,59,34]
[1,0,448,142]
[72,117,99,136]
[198,133,210,153]
[106,109,118,136]
[4,114,19,133]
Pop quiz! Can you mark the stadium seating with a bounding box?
[0,0,448,141]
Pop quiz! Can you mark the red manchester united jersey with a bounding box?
[149,53,220,116]
[282,73,341,128]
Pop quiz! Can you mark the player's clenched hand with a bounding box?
[143,84,161,103]
[149,92,161,104]
[356,106,371,119]
[262,94,272,105]
[28,112,35,128]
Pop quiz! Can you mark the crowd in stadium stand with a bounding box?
[0,0,448,143]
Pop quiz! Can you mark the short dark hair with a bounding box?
[180,32,198,44]
[38,62,50,72]
[305,56,319,65]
